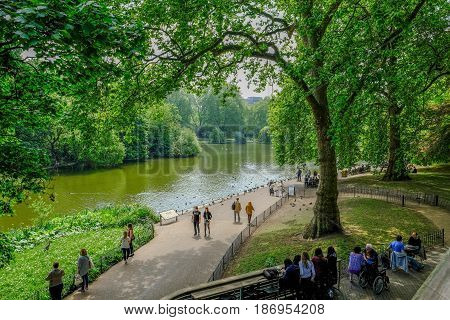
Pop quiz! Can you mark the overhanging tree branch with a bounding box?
[317,0,343,43]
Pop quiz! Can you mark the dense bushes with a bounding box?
[125,103,201,160]
[258,126,271,144]
[6,205,158,252]
[0,233,14,268]
[173,128,202,157]
[209,127,226,144]
[0,205,159,299]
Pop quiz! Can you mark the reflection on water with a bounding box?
[1,143,293,230]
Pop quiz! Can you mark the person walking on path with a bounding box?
[192,206,201,236]
[203,207,212,237]
[121,231,131,264]
[77,248,93,292]
[127,223,135,257]
[46,261,64,300]
[232,198,242,223]
[297,168,302,182]
[245,201,255,226]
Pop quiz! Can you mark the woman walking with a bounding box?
[121,231,131,264]
[245,201,255,226]
[203,207,212,237]
[77,248,92,292]
[127,223,135,257]
[232,198,242,223]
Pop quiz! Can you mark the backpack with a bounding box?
[231,202,236,210]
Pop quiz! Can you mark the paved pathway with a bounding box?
[67,180,295,300]
[340,246,448,300]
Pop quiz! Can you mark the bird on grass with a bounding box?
[44,240,51,251]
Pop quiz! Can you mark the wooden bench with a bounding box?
[159,210,178,226]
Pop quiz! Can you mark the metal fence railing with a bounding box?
[338,185,450,211]
[208,195,289,282]
[422,229,445,247]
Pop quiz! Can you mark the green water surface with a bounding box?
[1,143,293,230]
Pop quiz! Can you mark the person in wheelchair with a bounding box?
[359,244,390,294]
[362,244,378,281]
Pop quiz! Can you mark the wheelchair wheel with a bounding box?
[358,271,368,288]
[373,276,384,295]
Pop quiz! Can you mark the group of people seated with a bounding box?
[276,231,425,299]
[304,171,319,188]
[268,180,285,197]
[349,164,371,176]
[388,233,425,272]
[347,232,425,281]
[279,247,337,299]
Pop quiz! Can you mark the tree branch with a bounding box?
[317,0,343,43]
[380,0,427,50]
[421,71,449,93]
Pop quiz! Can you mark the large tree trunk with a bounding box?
[303,89,342,239]
[383,104,410,181]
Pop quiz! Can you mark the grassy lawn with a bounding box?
[0,228,122,299]
[339,164,450,200]
[226,198,438,276]
[0,205,158,299]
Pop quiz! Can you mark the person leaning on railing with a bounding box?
[299,252,315,299]
[279,256,301,299]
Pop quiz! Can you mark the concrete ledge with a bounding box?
[413,248,450,300]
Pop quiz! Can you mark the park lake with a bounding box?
[0,143,293,231]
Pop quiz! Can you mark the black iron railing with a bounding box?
[338,185,450,211]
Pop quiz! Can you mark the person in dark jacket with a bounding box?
[203,207,212,237]
[279,257,301,299]
[326,246,338,287]
[311,248,328,298]
[192,206,201,237]
[407,232,421,253]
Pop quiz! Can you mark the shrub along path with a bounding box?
[66,180,295,300]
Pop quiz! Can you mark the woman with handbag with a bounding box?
[77,248,92,292]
